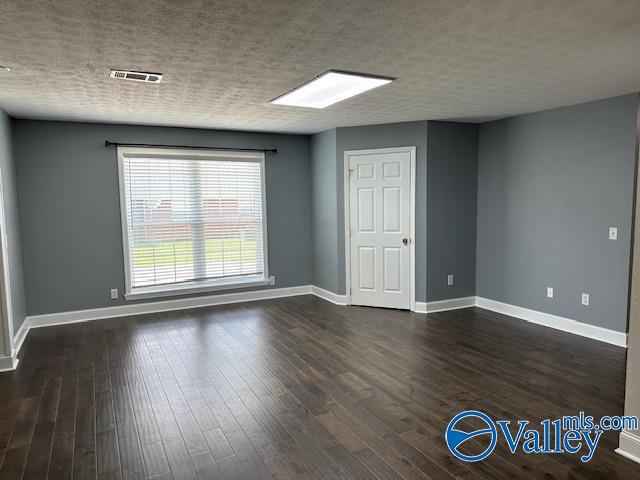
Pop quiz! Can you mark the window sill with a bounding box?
[124,276,270,300]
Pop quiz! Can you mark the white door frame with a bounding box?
[343,146,416,311]
[0,165,16,371]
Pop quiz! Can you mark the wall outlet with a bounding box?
[268,275,276,286]
[447,274,454,286]
[110,288,118,300]
[547,287,554,298]
[609,227,618,241]
[581,293,590,306]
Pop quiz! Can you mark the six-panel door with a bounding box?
[348,150,412,309]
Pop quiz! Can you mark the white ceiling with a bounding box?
[1,0,639,134]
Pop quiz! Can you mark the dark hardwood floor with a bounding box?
[0,295,638,479]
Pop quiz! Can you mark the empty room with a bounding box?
[2,1,640,479]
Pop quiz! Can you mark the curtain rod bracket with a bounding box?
[105,140,277,154]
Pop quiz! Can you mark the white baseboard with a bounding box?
[13,320,28,356]
[25,285,313,331]
[309,289,473,315]
[0,285,314,374]
[475,296,627,347]
[0,320,27,372]
[311,286,347,305]
[617,431,640,465]
[426,296,476,313]
[0,353,18,372]
[3,288,627,375]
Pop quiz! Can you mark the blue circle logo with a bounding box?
[445,411,497,462]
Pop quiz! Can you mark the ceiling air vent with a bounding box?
[110,69,163,84]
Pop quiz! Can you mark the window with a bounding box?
[117,147,268,299]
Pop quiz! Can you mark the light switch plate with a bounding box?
[609,227,618,241]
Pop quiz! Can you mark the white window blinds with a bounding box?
[118,147,267,296]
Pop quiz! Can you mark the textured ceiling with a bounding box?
[1,0,639,134]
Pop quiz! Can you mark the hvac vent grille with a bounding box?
[110,69,163,83]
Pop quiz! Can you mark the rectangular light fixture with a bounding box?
[270,70,394,109]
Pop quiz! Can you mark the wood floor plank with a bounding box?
[203,428,235,460]
[73,354,97,480]
[315,412,367,453]
[133,408,161,446]
[225,429,275,480]
[216,454,248,480]
[0,446,29,480]
[141,440,170,477]
[22,422,55,480]
[22,377,61,480]
[97,429,121,477]
[8,397,40,450]
[353,448,405,480]
[191,451,224,480]
[115,420,147,480]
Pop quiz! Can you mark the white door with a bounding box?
[347,147,414,310]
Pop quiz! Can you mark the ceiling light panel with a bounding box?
[270,70,394,109]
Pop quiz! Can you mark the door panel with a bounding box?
[383,161,401,178]
[383,247,402,292]
[358,246,376,290]
[383,187,401,232]
[357,188,375,232]
[348,149,412,310]
[357,163,375,179]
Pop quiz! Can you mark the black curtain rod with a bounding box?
[104,140,277,153]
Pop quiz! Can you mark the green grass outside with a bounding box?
[132,239,257,267]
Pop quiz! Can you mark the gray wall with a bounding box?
[310,129,340,292]
[12,96,636,326]
[13,120,312,316]
[310,120,479,305]
[476,94,639,332]
[335,121,428,302]
[0,112,26,333]
[426,121,478,301]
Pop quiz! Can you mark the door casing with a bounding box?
[343,146,416,311]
